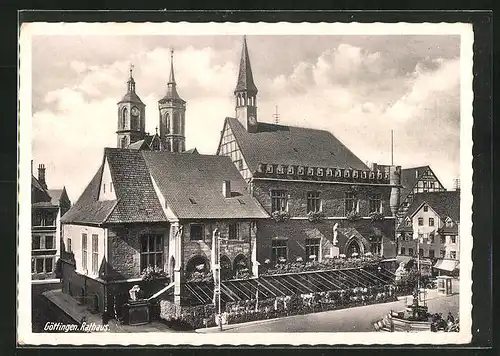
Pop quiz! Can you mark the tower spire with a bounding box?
[168,49,176,84]
[127,63,136,92]
[235,35,258,95]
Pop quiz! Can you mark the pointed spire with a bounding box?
[235,35,258,94]
[127,63,136,92]
[159,48,184,103]
[168,49,176,84]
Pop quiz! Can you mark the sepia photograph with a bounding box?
[18,21,474,345]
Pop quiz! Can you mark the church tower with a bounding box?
[158,50,186,153]
[235,36,258,133]
[116,65,146,148]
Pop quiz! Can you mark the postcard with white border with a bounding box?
[18,21,474,345]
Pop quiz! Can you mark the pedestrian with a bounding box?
[447,312,455,323]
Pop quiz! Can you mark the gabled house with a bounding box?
[396,191,460,275]
[216,36,402,263]
[31,163,71,280]
[396,166,447,224]
[60,148,268,313]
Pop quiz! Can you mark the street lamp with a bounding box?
[212,228,227,331]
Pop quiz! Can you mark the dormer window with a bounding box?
[317,168,324,176]
[344,170,350,178]
[445,217,453,228]
[189,198,197,204]
[335,169,342,177]
[362,171,367,179]
[353,170,358,179]
[307,167,314,176]
[376,171,383,180]
[405,218,411,227]
[298,166,305,175]
[266,165,274,174]
[326,169,333,177]
[384,172,389,180]
[369,172,375,179]
[277,165,285,174]
[287,166,294,175]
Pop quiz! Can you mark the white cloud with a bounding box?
[32,38,461,202]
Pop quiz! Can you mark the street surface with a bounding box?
[197,292,459,333]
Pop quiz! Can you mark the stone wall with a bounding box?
[252,180,392,218]
[108,224,170,280]
[181,220,253,271]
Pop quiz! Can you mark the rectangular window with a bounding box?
[450,236,456,244]
[305,238,320,261]
[370,236,382,255]
[440,236,446,244]
[306,191,321,213]
[35,258,44,273]
[271,190,288,212]
[429,233,435,243]
[140,235,163,271]
[190,224,204,241]
[103,183,106,193]
[450,251,457,259]
[45,236,54,250]
[228,223,239,240]
[82,233,88,272]
[45,257,54,273]
[32,235,41,250]
[440,250,446,258]
[429,249,435,258]
[110,182,113,192]
[272,239,288,263]
[419,248,424,257]
[67,238,72,252]
[91,234,99,275]
[418,217,424,226]
[44,212,55,226]
[344,192,357,215]
[401,247,406,255]
[408,248,414,256]
[369,194,382,213]
[429,218,434,226]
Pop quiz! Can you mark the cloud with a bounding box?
[31,35,461,202]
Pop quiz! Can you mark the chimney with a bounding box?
[415,170,419,179]
[222,180,231,198]
[38,164,47,189]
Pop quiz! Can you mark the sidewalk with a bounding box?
[195,288,456,333]
[42,289,181,333]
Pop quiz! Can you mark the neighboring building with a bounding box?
[116,51,188,153]
[396,191,460,275]
[396,166,447,224]
[60,148,268,311]
[217,36,401,264]
[31,163,71,280]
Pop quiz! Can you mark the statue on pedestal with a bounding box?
[129,285,141,301]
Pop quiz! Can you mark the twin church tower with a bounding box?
[116,36,257,151]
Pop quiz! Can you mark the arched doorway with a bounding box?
[346,238,363,257]
[233,254,249,279]
[186,255,209,275]
[220,255,232,280]
[169,256,175,282]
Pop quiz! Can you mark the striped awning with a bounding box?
[183,267,396,306]
[433,259,459,272]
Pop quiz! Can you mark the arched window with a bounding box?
[121,108,128,129]
[165,113,170,134]
[173,112,180,134]
[131,115,138,131]
[121,136,127,148]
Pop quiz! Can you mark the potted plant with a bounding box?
[369,211,385,222]
[307,210,325,222]
[346,210,361,221]
[272,210,291,222]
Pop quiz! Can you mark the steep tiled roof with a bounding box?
[142,151,269,219]
[61,165,117,225]
[397,191,460,230]
[399,166,445,204]
[63,148,269,224]
[47,189,64,205]
[226,117,368,173]
[118,91,144,105]
[105,149,166,223]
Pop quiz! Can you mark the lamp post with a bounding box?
[212,228,226,331]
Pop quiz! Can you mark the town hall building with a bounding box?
[217,36,402,264]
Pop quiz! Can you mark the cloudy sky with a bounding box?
[31,33,461,203]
